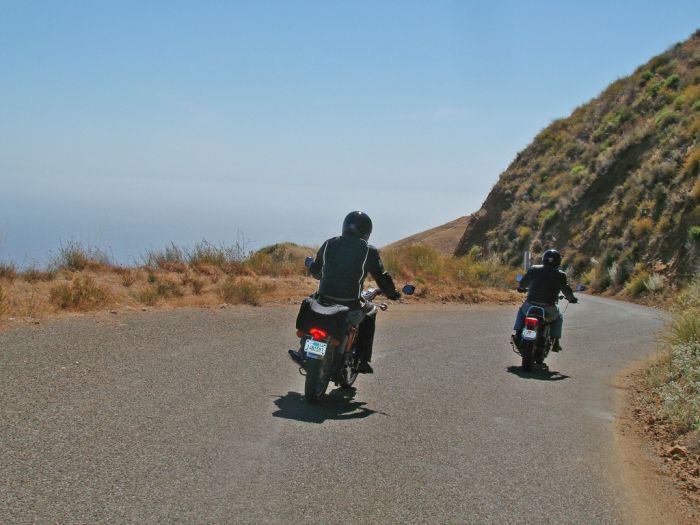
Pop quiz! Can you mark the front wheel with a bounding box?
[520,341,534,372]
[305,357,331,403]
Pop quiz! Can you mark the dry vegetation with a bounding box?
[0,241,518,326]
[629,279,700,505]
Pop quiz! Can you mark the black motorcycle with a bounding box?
[512,279,571,371]
[289,285,415,403]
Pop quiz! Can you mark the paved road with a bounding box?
[1,295,664,524]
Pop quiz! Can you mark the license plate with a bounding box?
[522,328,537,341]
[304,339,327,357]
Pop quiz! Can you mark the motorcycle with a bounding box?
[512,275,572,371]
[289,284,415,403]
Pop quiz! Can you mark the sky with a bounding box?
[1,1,699,265]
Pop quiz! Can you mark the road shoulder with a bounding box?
[612,360,699,525]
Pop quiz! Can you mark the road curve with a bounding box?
[1,295,665,524]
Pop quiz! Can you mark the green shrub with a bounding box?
[625,269,651,296]
[689,226,700,243]
[646,80,662,98]
[540,209,558,227]
[639,70,654,86]
[663,74,680,90]
[655,109,679,128]
[468,245,482,258]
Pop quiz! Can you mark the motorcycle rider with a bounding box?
[512,249,578,352]
[307,211,401,374]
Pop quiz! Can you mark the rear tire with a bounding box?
[521,341,534,371]
[339,354,360,389]
[305,357,332,403]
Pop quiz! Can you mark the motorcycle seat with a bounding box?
[308,298,350,317]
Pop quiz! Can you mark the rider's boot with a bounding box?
[551,339,562,352]
[357,361,374,374]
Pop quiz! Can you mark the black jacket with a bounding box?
[309,234,398,303]
[520,264,576,305]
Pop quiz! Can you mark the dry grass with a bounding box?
[382,244,519,302]
[0,263,17,282]
[644,279,700,436]
[49,276,111,310]
[219,277,263,306]
[0,284,6,315]
[0,241,520,326]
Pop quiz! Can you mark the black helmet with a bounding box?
[542,249,562,268]
[342,211,373,241]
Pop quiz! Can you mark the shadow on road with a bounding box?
[271,388,387,424]
[506,365,570,381]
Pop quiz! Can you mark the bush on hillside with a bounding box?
[625,268,651,296]
[49,276,110,310]
[247,243,308,276]
[50,241,112,272]
[631,217,654,237]
[689,225,700,243]
[218,277,272,306]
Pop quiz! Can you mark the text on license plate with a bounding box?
[522,329,537,340]
[304,339,328,357]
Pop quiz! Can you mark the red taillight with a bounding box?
[309,328,328,341]
[525,317,538,330]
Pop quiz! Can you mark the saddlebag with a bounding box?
[295,296,350,339]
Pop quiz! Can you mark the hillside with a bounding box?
[455,30,700,294]
[384,216,470,255]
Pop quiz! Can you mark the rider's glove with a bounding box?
[570,297,578,304]
[387,290,401,301]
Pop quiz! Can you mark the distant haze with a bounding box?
[1,1,698,264]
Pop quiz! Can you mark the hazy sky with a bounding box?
[1,1,699,264]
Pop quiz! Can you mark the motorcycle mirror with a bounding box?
[515,274,523,282]
[402,284,416,295]
[304,256,313,268]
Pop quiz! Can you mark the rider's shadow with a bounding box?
[506,365,570,381]
[271,388,388,424]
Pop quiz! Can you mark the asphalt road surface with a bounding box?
[1,295,665,524]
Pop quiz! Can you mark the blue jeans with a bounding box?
[513,301,563,339]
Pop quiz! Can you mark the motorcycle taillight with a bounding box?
[309,328,328,341]
[524,317,538,330]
